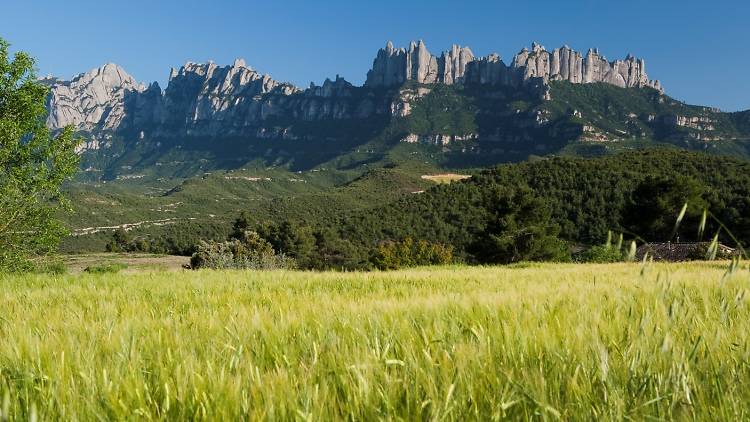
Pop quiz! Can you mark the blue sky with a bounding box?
[2,0,748,111]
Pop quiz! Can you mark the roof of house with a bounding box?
[636,242,736,262]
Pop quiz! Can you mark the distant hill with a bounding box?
[63,149,750,263]
[334,149,750,263]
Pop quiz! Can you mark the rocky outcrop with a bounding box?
[45,40,665,148]
[439,44,475,84]
[157,59,300,135]
[365,41,474,87]
[45,63,146,131]
[367,40,662,93]
[390,86,433,117]
[47,59,390,139]
[401,133,478,145]
[512,43,662,90]
[663,115,716,131]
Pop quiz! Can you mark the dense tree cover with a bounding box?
[192,149,750,270]
[624,176,707,241]
[230,215,368,270]
[470,188,570,264]
[475,149,750,245]
[327,149,750,266]
[122,148,750,269]
[218,183,571,270]
[105,221,229,256]
[0,39,79,271]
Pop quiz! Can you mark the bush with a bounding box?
[577,245,625,263]
[255,220,316,269]
[372,238,454,270]
[84,263,128,274]
[190,230,296,270]
[34,259,67,275]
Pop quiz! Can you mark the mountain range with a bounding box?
[43,40,750,179]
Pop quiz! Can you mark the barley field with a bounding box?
[0,262,749,420]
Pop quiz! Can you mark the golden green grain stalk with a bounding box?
[0,263,749,420]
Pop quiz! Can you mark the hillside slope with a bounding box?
[335,149,750,262]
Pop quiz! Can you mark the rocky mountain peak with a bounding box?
[365,40,475,87]
[366,40,662,93]
[46,62,145,131]
[45,39,667,146]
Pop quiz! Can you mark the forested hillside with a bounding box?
[245,149,748,268]
[337,149,750,255]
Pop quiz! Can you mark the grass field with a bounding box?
[62,253,190,274]
[1,262,749,420]
[421,173,472,184]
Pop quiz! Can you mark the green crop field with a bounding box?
[1,262,749,420]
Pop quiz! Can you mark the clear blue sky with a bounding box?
[2,0,748,111]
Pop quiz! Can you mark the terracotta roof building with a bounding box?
[635,242,736,262]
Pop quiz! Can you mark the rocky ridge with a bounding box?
[365,40,475,87]
[366,41,662,91]
[45,40,667,146]
[45,63,146,131]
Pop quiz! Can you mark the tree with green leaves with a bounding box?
[256,220,316,269]
[624,176,707,242]
[0,38,79,271]
[472,187,570,264]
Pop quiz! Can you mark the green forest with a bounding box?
[106,149,750,270]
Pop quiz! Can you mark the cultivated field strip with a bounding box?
[0,263,748,420]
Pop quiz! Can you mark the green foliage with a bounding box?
[228,215,367,270]
[1,264,750,419]
[83,263,127,274]
[472,188,570,264]
[0,38,79,271]
[308,228,368,270]
[105,229,132,252]
[329,149,750,266]
[255,220,317,269]
[199,149,749,270]
[624,176,707,241]
[190,230,295,270]
[180,149,750,270]
[402,84,478,136]
[372,237,454,270]
[577,245,626,263]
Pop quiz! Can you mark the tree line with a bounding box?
[185,149,750,270]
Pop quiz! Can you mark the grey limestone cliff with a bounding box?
[367,40,662,92]
[45,40,664,146]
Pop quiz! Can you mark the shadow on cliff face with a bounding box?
[111,86,396,174]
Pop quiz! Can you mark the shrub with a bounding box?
[34,259,67,275]
[190,230,296,270]
[372,237,454,270]
[84,263,128,274]
[577,245,625,263]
